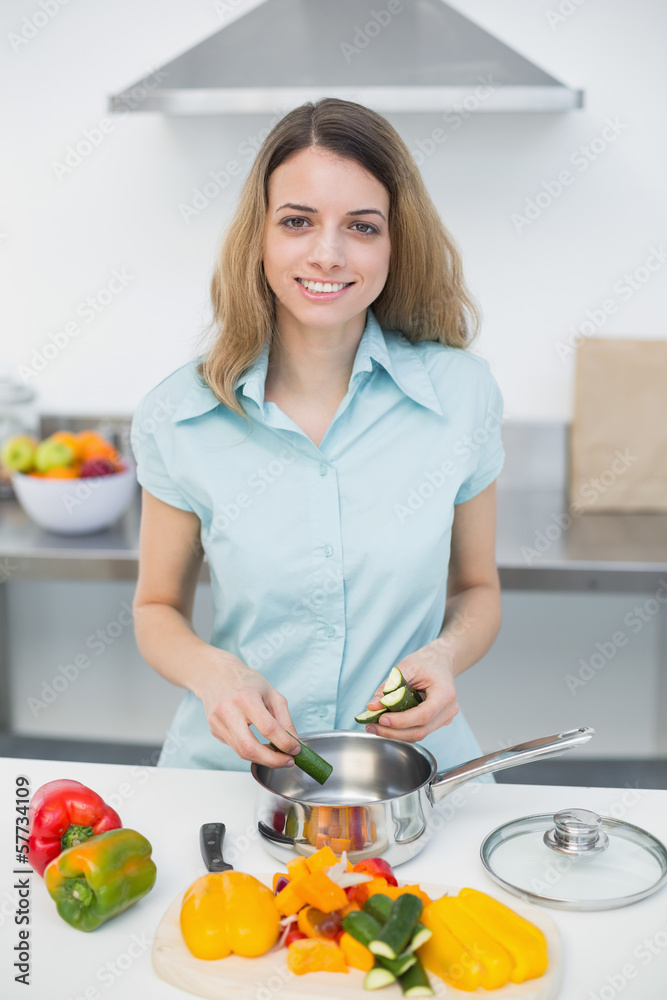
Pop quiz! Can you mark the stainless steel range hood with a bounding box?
[109,0,583,115]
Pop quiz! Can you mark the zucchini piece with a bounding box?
[407,923,432,951]
[342,911,417,978]
[398,956,434,996]
[363,892,394,922]
[364,894,431,952]
[379,685,423,712]
[269,735,333,785]
[354,708,388,725]
[364,966,396,990]
[382,666,404,694]
[369,894,423,960]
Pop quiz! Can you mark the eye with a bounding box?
[278,217,380,235]
[279,217,310,230]
[351,222,379,235]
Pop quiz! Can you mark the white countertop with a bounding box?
[1,757,666,1000]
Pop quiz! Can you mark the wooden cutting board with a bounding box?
[152,876,562,999]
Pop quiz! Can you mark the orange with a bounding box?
[50,431,83,461]
[77,430,117,460]
[43,466,78,478]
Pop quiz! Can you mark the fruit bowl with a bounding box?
[10,462,137,535]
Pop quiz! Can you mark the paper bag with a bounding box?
[569,338,667,512]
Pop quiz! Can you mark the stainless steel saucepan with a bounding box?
[251,727,594,867]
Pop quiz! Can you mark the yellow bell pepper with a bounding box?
[417,903,482,992]
[180,872,280,960]
[418,905,483,991]
[457,888,548,983]
[428,896,513,989]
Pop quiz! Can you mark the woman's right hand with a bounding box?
[195,650,302,768]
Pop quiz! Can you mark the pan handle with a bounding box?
[428,727,595,805]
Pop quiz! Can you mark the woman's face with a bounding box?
[262,146,391,332]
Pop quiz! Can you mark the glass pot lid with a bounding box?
[481,808,667,911]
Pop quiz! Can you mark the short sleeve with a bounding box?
[130,398,195,512]
[454,372,505,505]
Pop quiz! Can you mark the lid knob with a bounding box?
[543,808,610,856]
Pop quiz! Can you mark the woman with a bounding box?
[130,97,505,772]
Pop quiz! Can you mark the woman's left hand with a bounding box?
[363,640,459,743]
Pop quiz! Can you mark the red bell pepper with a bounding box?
[28,779,121,876]
[352,857,398,886]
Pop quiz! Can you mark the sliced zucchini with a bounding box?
[342,911,417,978]
[354,708,388,725]
[398,956,434,996]
[365,894,431,952]
[382,666,404,694]
[269,735,333,785]
[369,894,423,960]
[364,966,396,990]
[379,685,423,712]
[363,893,393,923]
[406,924,432,951]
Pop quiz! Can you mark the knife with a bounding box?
[199,822,234,873]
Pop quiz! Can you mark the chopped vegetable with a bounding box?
[353,856,398,886]
[287,855,310,880]
[379,685,423,712]
[383,667,404,694]
[275,879,305,916]
[356,668,425,727]
[354,708,388,725]
[355,875,390,905]
[398,955,434,996]
[425,896,513,989]
[364,893,431,952]
[297,905,343,940]
[305,844,339,873]
[287,937,348,974]
[180,871,280,960]
[369,894,423,960]
[380,884,433,908]
[457,887,548,983]
[339,931,376,971]
[417,906,483,991]
[43,828,155,932]
[273,872,289,893]
[342,910,417,978]
[270,734,333,784]
[28,779,122,876]
[365,966,396,989]
[293,869,348,913]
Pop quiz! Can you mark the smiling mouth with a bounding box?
[296,278,354,293]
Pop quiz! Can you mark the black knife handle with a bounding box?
[200,822,233,872]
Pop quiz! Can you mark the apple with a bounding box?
[1,435,38,472]
[34,438,75,472]
[79,458,116,478]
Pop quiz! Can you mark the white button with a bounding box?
[318,463,328,476]
[324,626,336,639]
[318,706,328,718]
[324,544,333,558]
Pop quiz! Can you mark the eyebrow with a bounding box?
[275,202,386,222]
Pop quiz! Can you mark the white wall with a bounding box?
[2,0,666,422]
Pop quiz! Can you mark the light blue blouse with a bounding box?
[130,308,505,772]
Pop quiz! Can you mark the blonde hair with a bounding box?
[197,98,480,423]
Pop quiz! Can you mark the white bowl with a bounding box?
[11,463,137,535]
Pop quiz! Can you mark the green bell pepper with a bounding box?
[43,828,156,931]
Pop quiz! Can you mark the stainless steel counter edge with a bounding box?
[1,486,667,590]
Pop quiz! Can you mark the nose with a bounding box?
[306,226,346,271]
